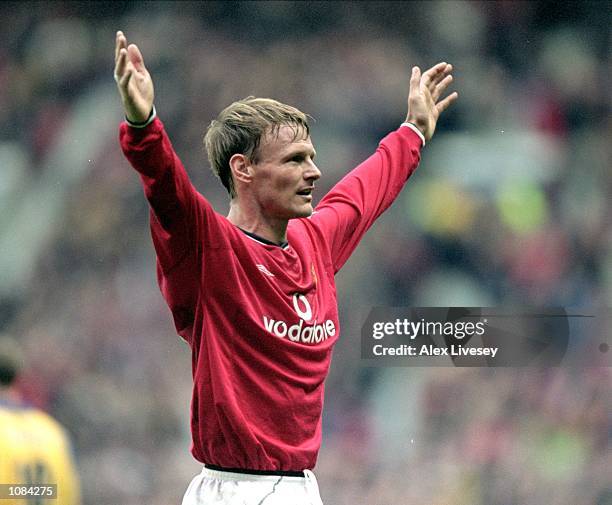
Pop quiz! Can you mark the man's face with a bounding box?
[249,125,320,220]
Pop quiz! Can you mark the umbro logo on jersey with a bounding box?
[256,264,275,277]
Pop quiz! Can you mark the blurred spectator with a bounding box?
[0,336,81,505]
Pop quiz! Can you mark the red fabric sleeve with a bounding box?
[310,125,422,273]
[119,118,206,339]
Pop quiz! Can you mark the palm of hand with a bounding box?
[125,65,154,119]
[406,63,457,142]
[114,31,155,123]
[413,86,438,137]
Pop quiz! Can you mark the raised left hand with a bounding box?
[406,62,458,142]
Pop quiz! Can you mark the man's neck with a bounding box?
[227,203,289,245]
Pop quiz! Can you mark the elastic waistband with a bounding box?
[204,464,305,478]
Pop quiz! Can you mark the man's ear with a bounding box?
[229,153,253,186]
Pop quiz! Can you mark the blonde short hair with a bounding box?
[204,97,310,198]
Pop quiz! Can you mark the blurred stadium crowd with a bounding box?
[0,2,610,504]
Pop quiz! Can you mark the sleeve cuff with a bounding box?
[126,106,157,128]
[400,122,425,147]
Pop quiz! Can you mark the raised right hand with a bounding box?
[114,31,154,123]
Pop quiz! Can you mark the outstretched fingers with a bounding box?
[127,43,146,73]
[432,74,453,102]
[410,66,421,96]
[436,91,459,114]
[421,62,448,91]
[115,31,126,63]
[114,47,128,83]
[118,62,133,89]
[114,31,129,84]
[114,32,147,84]
[407,60,457,139]
[113,30,154,123]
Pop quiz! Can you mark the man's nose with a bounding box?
[305,161,321,181]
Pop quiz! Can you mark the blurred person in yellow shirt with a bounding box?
[0,337,81,505]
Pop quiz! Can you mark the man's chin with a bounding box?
[289,205,314,219]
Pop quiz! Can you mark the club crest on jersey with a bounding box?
[263,292,335,344]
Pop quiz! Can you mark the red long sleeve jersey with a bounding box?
[120,117,422,471]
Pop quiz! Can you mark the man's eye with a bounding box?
[290,156,303,163]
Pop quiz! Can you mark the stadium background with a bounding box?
[0,1,610,504]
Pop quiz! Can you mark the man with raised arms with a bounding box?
[114,30,457,505]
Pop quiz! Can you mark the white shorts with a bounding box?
[181,466,324,505]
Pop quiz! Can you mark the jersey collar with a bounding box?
[239,228,289,249]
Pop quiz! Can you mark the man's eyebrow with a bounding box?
[283,147,317,159]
